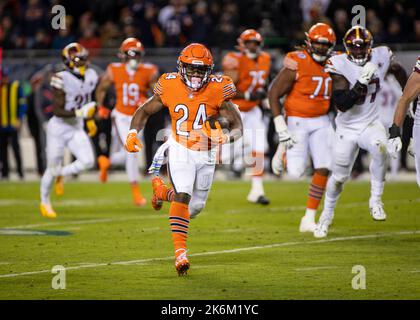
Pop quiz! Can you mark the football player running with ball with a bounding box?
[269,23,336,232]
[314,26,406,238]
[95,38,158,206]
[388,56,420,187]
[222,29,271,205]
[125,43,243,275]
[40,43,98,218]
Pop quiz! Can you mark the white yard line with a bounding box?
[295,266,338,271]
[3,198,419,230]
[225,198,420,214]
[0,199,133,207]
[0,230,419,279]
[1,215,164,230]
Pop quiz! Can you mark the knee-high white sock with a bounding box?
[61,160,86,176]
[369,179,384,206]
[250,176,264,196]
[368,152,386,206]
[126,153,139,183]
[40,168,54,204]
[319,176,344,224]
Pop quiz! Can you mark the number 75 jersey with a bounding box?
[325,46,393,131]
[153,72,236,150]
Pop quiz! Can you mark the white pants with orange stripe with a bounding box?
[110,109,139,183]
[166,136,216,218]
[286,115,333,177]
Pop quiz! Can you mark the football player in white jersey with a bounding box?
[378,71,406,178]
[388,56,420,187]
[314,26,406,238]
[39,43,98,218]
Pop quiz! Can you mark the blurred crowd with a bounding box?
[1,0,420,52]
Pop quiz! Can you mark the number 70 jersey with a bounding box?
[153,72,237,150]
[325,46,393,131]
[283,50,332,118]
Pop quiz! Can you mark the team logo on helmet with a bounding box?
[177,43,214,91]
[343,26,373,66]
[61,42,89,76]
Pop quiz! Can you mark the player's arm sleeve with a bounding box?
[331,77,366,112]
[152,74,167,105]
[218,76,237,107]
[50,72,64,90]
[283,52,298,72]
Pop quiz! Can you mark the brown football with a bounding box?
[205,114,230,130]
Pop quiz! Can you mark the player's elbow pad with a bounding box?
[332,82,365,112]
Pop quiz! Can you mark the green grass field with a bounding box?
[0,180,419,300]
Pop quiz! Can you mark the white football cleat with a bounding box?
[370,202,387,221]
[314,221,330,238]
[299,215,317,233]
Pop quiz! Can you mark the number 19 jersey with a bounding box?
[325,46,393,131]
[153,73,236,151]
[107,62,158,116]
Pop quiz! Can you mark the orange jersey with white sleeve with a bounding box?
[107,62,158,116]
[153,72,236,150]
[283,50,332,118]
[222,51,271,112]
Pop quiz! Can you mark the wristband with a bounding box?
[127,129,138,136]
[389,124,401,139]
[273,115,288,133]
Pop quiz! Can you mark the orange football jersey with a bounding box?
[107,62,158,116]
[222,51,271,112]
[153,73,236,151]
[283,50,331,118]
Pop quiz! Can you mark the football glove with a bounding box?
[125,129,142,152]
[75,101,96,119]
[408,138,415,157]
[86,119,97,137]
[358,62,378,85]
[202,120,229,145]
[387,124,402,159]
[273,115,296,149]
[271,142,286,176]
[97,105,111,119]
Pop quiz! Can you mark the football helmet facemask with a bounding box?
[177,43,214,91]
